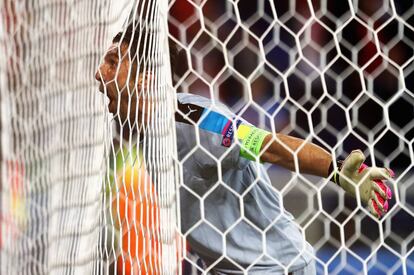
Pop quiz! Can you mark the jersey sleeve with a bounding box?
[175,102,250,171]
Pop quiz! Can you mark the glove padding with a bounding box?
[337,150,394,218]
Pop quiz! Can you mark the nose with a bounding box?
[95,68,101,82]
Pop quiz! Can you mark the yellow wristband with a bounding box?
[236,125,270,161]
[237,124,250,140]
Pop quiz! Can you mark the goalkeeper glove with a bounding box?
[333,150,394,218]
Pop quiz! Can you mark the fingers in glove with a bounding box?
[369,167,393,181]
[342,150,366,174]
[369,199,382,218]
[371,190,386,213]
[372,179,392,200]
[377,179,392,199]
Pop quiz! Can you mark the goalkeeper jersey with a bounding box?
[175,93,314,273]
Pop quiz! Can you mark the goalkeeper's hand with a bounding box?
[335,150,394,218]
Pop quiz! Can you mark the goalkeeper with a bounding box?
[95,23,394,275]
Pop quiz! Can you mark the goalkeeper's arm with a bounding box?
[251,132,394,218]
[260,133,333,178]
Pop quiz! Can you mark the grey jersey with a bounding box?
[175,93,314,273]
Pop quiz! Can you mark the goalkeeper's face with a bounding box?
[95,42,149,125]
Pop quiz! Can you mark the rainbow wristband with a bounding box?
[236,125,270,161]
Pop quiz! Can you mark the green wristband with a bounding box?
[239,126,270,161]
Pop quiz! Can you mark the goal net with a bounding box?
[169,0,413,274]
[0,0,412,274]
[0,0,179,274]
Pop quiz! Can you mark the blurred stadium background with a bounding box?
[0,0,412,274]
[167,0,413,274]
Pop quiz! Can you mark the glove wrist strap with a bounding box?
[329,160,343,185]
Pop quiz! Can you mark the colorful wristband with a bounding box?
[236,125,270,161]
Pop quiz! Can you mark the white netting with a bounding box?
[1,0,412,274]
[169,0,414,274]
[0,0,179,274]
[97,1,180,274]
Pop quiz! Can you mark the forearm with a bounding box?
[260,134,333,178]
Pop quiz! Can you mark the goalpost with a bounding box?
[0,0,179,274]
[0,0,412,274]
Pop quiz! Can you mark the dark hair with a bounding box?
[113,22,178,78]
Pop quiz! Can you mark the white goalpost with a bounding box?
[0,0,179,274]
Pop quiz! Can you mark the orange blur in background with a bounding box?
[113,163,160,275]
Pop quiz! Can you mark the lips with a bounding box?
[99,83,105,93]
